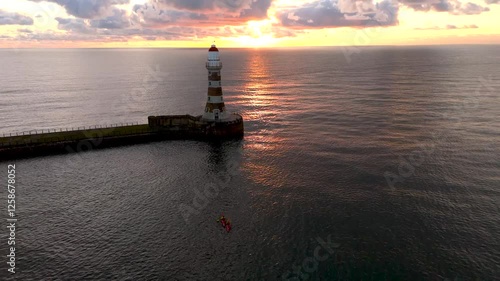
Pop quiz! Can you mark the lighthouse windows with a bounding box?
[209,81,220,87]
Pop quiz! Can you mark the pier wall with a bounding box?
[0,114,244,160]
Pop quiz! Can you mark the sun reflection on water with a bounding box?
[239,51,292,189]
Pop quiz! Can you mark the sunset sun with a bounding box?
[234,19,278,47]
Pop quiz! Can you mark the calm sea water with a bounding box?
[0,46,499,280]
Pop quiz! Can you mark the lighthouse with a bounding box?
[203,43,226,121]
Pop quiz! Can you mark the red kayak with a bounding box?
[217,215,232,233]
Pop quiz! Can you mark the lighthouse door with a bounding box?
[214,109,220,121]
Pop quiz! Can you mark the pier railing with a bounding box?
[0,122,152,148]
[0,113,244,149]
[1,122,142,138]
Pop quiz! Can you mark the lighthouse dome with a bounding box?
[209,44,219,52]
[207,44,220,61]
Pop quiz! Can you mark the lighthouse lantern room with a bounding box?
[203,44,226,122]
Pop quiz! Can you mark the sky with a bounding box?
[0,0,499,48]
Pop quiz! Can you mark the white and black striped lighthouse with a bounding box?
[203,43,226,121]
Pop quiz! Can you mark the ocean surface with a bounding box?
[0,46,499,280]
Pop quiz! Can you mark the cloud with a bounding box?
[132,0,272,24]
[29,0,130,19]
[399,0,490,14]
[18,28,34,33]
[90,9,130,29]
[415,24,479,29]
[0,10,34,25]
[400,0,444,11]
[132,3,210,26]
[338,0,376,14]
[279,0,398,28]
[56,17,92,33]
[12,0,492,44]
[447,24,478,28]
[454,2,489,14]
[56,9,131,30]
[19,22,196,42]
[239,0,272,18]
[273,27,303,38]
[51,13,248,42]
[155,0,253,12]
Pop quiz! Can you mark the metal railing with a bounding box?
[1,122,143,138]
[0,122,151,148]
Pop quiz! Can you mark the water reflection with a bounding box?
[205,141,244,175]
[206,142,226,172]
[240,51,290,189]
[243,51,275,117]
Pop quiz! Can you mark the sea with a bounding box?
[0,46,499,280]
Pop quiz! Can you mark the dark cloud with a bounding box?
[160,0,216,10]
[400,0,442,11]
[433,0,452,11]
[133,0,272,20]
[189,13,210,20]
[485,0,499,3]
[56,9,130,30]
[43,15,244,42]
[455,2,489,14]
[56,17,92,33]
[18,28,34,33]
[239,0,272,18]
[29,0,129,19]
[132,4,211,26]
[279,0,398,28]
[158,0,252,12]
[399,0,489,14]
[90,9,130,29]
[0,10,34,25]
[16,25,194,42]
[279,0,490,30]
